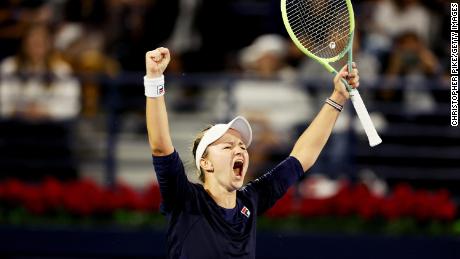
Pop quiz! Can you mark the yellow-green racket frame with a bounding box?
[281,0,382,147]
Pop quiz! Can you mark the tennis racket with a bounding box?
[281,0,382,147]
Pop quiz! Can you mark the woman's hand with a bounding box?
[332,63,360,103]
[145,47,171,78]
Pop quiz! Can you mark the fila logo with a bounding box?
[158,84,164,95]
[241,206,250,218]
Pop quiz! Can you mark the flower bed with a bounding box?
[0,178,163,227]
[262,182,459,235]
[0,178,459,235]
[267,182,456,221]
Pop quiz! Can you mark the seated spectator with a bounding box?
[0,23,81,181]
[364,0,432,56]
[216,34,314,178]
[379,31,440,114]
[55,23,120,118]
[0,0,54,60]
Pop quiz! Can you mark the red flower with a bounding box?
[114,183,145,211]
[143,183,161,212]
[266,187,296,218]
[0,178,457,224]
[22,185,46,215]
[380,197,400,220]
[42,177,64,209]
[413,190,433,221]
[0,179,26,202]
[357,196,382,220]
[392,183,415,217]
[331,185,354,216]
[62,179,105,216]
[436,201,456,221]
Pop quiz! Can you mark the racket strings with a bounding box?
[293,1,346,37]
[285,0,351,59]
[299,0,348,55]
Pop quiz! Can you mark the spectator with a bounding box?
[0,0,54,60]
[364,0,432,56]
[216,34,314,177]
[0,23,81,181]
[379,31,439,114]
[55,23,120,118]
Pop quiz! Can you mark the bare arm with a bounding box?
[145,47,174,156]
[290,64,360,171]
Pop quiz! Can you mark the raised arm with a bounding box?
[145,47,174,156]
[290,64,359,171]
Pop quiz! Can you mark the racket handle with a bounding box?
[349,89,382,147]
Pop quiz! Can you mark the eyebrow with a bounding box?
[221,141,245,146]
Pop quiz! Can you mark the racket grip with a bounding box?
[349,89,382,147]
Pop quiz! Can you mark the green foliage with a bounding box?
[257,216,458,236]
[0,207,457,236]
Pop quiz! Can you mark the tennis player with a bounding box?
[145,47,359,258]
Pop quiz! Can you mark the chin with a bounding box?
[228,180,241,190]
[232,179,245,190]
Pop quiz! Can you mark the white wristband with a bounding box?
[144,75,165,97]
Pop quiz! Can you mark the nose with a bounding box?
[234,146,246,156]
[235,148,242,155]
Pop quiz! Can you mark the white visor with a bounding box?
[195,116,252,170]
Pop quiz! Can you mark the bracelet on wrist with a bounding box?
[144,75,165,97]
[325,98,343,112]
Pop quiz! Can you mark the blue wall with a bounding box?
[1,226,459,258]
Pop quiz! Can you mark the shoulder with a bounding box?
[0,57,18,75]
[152,149,181,164]
[152,150,188,178]
[238,184,254,196]
[237,185,258,210]
[278,156,305,177]
[263,156,304,176]
[244,156,304,188]
[50,57,74,77]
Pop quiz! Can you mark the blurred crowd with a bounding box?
[0,0,451,182]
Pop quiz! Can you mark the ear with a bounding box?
[200,158,214,173]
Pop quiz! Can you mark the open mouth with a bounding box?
[233,160,244,177]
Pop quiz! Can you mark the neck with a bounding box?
[26,60,47,73]
[203,181,237,209]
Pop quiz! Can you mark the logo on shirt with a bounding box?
[241,206,250,218]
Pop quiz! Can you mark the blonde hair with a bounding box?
[191,125,213,183]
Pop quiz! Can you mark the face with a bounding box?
[24,26,50,64]
[201,129,249,191]
[255,53,282,77]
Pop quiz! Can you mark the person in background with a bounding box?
[0,23,81,181]
[364,0,432,56]
[379,31,440,114]
[216,34,315,178]
[0,0,54,60]
[0,24,80,120]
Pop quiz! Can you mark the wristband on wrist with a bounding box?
[325,98,343,112]
[144,75,165,97]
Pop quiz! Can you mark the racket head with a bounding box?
[281,0,355,70]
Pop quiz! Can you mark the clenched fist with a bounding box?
[146,47,170,78]
[333,62,359,101]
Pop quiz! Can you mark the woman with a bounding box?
[0,24,80,180]
[145,47,359,258]
[0,24,80,120]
